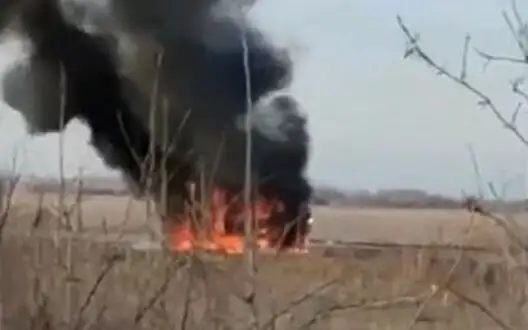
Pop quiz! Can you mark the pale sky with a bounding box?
[0,0,528,198]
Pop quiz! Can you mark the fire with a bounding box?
[169,224,271,255]
[165,187,309,255]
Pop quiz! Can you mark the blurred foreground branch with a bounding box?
[396,16,528,146]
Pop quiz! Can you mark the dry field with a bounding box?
[1,190,528,329]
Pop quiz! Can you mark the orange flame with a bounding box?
[165,188,308,255]
[169,224,271,255]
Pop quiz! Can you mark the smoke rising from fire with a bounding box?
[1,0,312,238]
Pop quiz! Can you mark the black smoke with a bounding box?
[2,0,191,202]
[1,0,312,246]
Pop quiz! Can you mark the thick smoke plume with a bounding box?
[2,0,191,203]
[1,0,312,245]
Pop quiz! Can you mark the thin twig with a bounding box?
[467,144,484,199]
[73,254,122,330]
[397,16,528,147]
[448,285,516,330]
[460,34,471,80]
[510,102,522,126]
[474,48,527,66]
[0,173,20,242]
[503,10,528,60]
[297,294,427,330]
[134,257,188,324]
[407,208,479,329]
[178,266,194,330]
[474,2,528,65]
[145,49,164,208]
[260,278,341,330]
[240,8,259,330]
[56,61,68,242]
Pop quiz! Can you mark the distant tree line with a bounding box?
[311,187,528,212]
[24,177,129,196]
[312,187,462,209]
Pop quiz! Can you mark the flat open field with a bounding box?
[2,191,528,329]
[6,191,518,248]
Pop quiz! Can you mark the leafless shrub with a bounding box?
[395,1,528,329]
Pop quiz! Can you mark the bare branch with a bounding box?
[178,267,194,330]
[512,0,525,29]
[474,48,527,67]
[397,16,528,147]
[260,278,341,330]
[510,102,523,126]
[467,144,485,199]
[407,224,470,330]
[0,172,20,242]
[467,202,528,252]
[240,6,259,329]
[460,34,471,80]
[296,294,426,330]
[134,257,188,324]
[448,286,516,330]
[73,254,122,330]
[503,9,528,60]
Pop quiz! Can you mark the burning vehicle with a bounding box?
[0,0,313,254]
[166,186,313,254]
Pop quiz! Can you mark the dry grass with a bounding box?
[1,190,527,330]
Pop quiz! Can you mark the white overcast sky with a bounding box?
[0,0,528,198]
